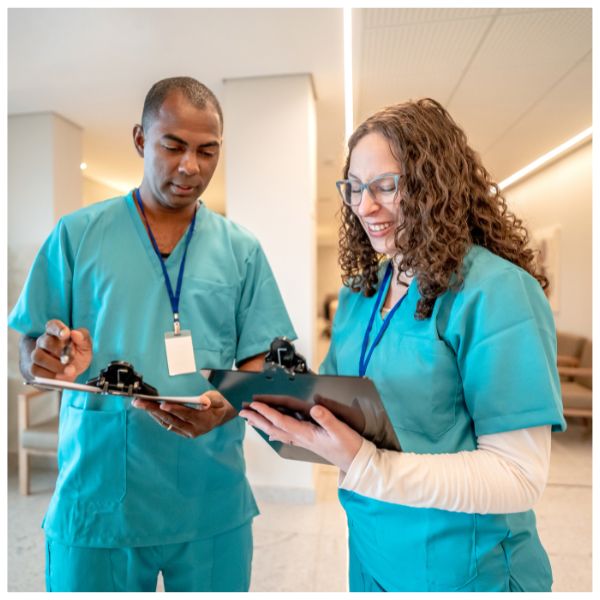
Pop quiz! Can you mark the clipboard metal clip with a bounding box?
[264,337,309,377]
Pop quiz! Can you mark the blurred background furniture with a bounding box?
[557,331,592,430]
[18,387,60,495]
[320,293,339,339]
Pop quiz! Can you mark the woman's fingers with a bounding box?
[245,401,309,434]
[240,406,292,443]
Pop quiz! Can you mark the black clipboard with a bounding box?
[206,366,401,465]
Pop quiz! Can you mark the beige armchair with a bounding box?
[18,386,60,495]
[556,332,592,429]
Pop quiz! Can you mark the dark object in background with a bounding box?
[322,293,339,338]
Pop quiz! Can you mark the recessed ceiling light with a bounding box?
[80,162,87,170]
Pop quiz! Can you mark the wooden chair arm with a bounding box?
[18,385,51,401]
[558,366,593,378]
[557,355,580,367]
[18,386,60,432]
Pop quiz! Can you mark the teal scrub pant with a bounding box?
[348,546,386,592]
[44,521,253,592]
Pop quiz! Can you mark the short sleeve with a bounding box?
[235,244,296,363]
[441,267,566,436]
[8,219,74,338]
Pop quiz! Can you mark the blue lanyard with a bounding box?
[134,188,197,334]
[359,262,407,377]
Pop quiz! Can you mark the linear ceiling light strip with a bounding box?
[343,7,354,142]
[499,127,592,190]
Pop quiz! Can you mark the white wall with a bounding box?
[53,116,84,219]
[8,115,56,251]
[224,75,317,364]
[224,75,318,499]
[504,141,592,338]
[82,176,123,206]
[317,243,342,318]
[8,112,83,312]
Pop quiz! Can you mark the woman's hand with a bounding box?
[240,397,364,472]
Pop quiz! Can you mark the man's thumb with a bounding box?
[71,328,92,348]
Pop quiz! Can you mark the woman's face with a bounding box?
[348,132,403,257]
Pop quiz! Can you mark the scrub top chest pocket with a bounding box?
[181,278,238,363]
[374,335,460,441]
[57,401,127,506]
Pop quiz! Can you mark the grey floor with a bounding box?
[7,420,592,592]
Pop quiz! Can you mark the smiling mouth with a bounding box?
[366,222,394,233]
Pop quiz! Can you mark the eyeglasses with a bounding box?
[336,173,403,207]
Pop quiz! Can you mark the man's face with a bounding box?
[133,91,222,212]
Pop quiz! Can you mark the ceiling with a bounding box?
[8,7,592,240]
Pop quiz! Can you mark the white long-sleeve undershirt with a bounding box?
[339,425,551,514]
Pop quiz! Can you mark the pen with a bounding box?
[60,341,72,365]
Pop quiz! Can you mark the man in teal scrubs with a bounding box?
[9,76,296,592]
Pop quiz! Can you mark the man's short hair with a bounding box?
[141,76,223,131]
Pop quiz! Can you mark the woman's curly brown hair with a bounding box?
[339,98,548,320]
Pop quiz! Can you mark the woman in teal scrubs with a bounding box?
[241,98,566,592]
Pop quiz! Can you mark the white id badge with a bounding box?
[164,330,197,376]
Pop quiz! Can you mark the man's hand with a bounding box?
[131,390,236,438]
[20,319,93,382]
[131,352,266,438]
[240,400,363,472]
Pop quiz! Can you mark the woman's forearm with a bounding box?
[339,425,551,514]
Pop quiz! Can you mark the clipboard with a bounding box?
[28,376,208,405]
[207,366,401,464]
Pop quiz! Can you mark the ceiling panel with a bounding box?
[482,55,592,181]
[352,7,591,193]
[357,14,495,122]
[449,8,592,153]
[361,7,497,28]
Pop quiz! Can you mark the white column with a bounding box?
[7,112,83,453]
[224,74,317,502]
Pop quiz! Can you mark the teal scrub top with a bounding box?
[9,191,296,548]
[321,246,566,592]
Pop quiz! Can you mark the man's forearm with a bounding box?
[222,352,266,424]
[237,353,266,373]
